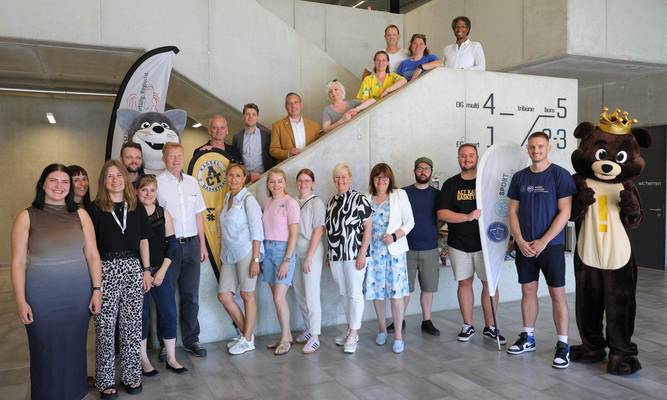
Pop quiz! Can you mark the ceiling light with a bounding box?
[352,1,365,8]
[46,112,56,124]
[192,122,202,128]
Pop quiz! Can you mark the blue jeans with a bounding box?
[169,238,201,346]
[142,266,177,340]
[262,240,297,286]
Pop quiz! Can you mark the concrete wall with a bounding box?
[567,0,667,64]
[0,93,209,265]
[404,0,568,71]
[0,0,359,128]
[257,0,405,78]
[579,71,667,127]
[196,68,579,342]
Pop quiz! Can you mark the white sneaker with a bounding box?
[296,331,312,344]
[226,335,242,349]
[228,337,255,355]
[227,334,253,349]
[335,332,348,346]
[343,335,359,353]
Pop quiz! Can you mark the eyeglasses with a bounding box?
[415,166,432,172]
[373,175,390,182]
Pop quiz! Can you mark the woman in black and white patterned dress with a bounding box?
[325,163,372,354]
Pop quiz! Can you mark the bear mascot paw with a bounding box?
[570,107,651,375]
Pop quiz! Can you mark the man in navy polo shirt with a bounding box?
[397,157,441,336]
[506,131,576,369]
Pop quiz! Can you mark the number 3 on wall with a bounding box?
[543,128,567,149]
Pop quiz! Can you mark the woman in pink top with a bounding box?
[262,168,300,355]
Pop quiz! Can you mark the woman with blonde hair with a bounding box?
[322,80,375,133]
[217,164,264,356]
[325,163,372,354]
[262,168,300,355]
[88,159,152,397]
[136,175,187,376]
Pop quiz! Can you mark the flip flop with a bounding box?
[267,339,293,349]
[274,341,291,356]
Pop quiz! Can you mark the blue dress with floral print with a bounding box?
[365,198,409,300]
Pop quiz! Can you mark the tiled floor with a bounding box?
[1,266,666,399]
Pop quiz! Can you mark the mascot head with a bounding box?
[571,107,651,183]
[117,108,187,173]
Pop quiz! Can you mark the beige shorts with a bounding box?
[448,247,487,282]
[218,252,257,293]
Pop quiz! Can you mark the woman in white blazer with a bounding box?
[365,163,415,353]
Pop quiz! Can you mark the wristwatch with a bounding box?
[253,256,260,263]
[283,256,292,263]
[392,233,398,242]
[92,286,102,294]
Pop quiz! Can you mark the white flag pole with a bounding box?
[477,143,530,350]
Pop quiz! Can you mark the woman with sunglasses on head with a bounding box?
[217,164,264,356]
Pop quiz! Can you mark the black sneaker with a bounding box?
[457,325,475,342]
[506,332,536,354]
[421,320,440,336]
[387,320,406,333]
[552,341,570,369]
[482,326,507,345]
[184,342,207,357]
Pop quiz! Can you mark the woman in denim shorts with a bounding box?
[262,168,300,355]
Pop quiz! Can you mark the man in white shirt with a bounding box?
[269,93,320,162]
[157,142,209,357]
[362,24,410,78]
[443,16,486,71]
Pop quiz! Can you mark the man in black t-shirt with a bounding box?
[437,144,505,344]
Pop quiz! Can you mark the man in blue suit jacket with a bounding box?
[232,103,275,182]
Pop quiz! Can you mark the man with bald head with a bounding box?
[195,114,242,163]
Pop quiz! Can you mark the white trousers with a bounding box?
[293,238,324,335]
[330,259,367,330]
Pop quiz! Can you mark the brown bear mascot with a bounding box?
[570,107,650,375]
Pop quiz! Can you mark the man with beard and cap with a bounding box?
[121,142,145,188]
[388,157,441,336]
[437,144,506,345]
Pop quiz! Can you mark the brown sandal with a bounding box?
[274,341,291,356]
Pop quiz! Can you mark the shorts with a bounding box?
[449,247,487,282]
[406,249,440,292]
[262,240,297,286]
[218,251,257,293]
[515,244,565,287]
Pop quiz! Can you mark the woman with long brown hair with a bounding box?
[88,159,152,398]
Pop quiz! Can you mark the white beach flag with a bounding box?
[105,46,179,160]
[476,143,530,295]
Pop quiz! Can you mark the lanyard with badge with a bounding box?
[112,201,128,235]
